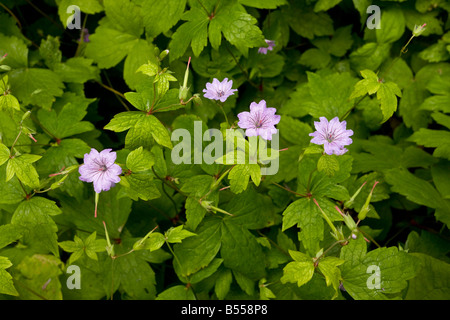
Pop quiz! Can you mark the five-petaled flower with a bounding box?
[203,78,237,102]
[258,39,275,54]
[79,148,122,193]
[309,117,353,155]
[237,100,280,141]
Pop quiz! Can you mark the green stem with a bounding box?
[272,182,308,198]
[165,241,184,274]
[215,101,230,128]
[342,94,367,120]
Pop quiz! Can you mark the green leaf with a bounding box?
[85,26,139,69]
[299,48,331,70]
[408,129,450,160]
[239,0,287,9]
[431,162,450,199]
[0,256,18,296]
[340,237,420,299]
[317,154,340,176]
[228,163,261,194]
[376,7,405,44]
[277,115,312,147]
[173,217,222,278]
[141,0,187,37]
[103,0,143,38]
[0,164,25,205]
[169,7,209,60]
[104,238,156,299]
[11,197,61,256]
[119,173,161,201]
[214,3,266,56]
[314,0,343,12]
[0,143,10,166]
[58,0,103,26]
[0,34,28,69]
[215,268,233,300]
[156,285,196,300]
[0,224,22,249]
[9,68,64,110]
[377,81,402,123]
[136,61,159,77]
[349,42,391,71]
[37,101,95,139]
[280,250,314,287]
[15,254,63,299]
[224,187,277,229]
[133,232,166,252]
[7,154,41,189]
[318,256,345,297]
[282,198,324,256]
[384,168,450,227]
[104,111,144,132]
[405,253,450,300]
[185,196,208,231]
[126,146,155,172]
[53,57,100,84]
[306,72,358,119]
[220,219,266,280]
[165,225,196,243]
[284,7,333,40]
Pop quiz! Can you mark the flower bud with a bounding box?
[344,181,366,208]
[358,181,379,221]
[179,56,191,101]
[192,93,202,105]
[413,23,427,37]
[336,206,357,232]
[159,49,169,61]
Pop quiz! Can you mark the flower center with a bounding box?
[99,164,108,172]
[326,133,334,142]
[217,90,225,97]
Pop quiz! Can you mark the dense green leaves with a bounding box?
[0,0,449,302]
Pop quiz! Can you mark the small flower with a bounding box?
[258,39,275,54]
[79,148,122,193]
[309,117,353,155]
[203,78,237,102]
[79,28,90,43]
[237,100,280,140]
[413,23,427,37]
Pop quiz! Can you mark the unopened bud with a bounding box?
[413,23,427,37]
[358,181,379,221]
[0,65,11,71]
[179,57,191,101]
[159,49,169,61]
[193,93,202,105]
[336,206,357,232]
[344,181,366,208]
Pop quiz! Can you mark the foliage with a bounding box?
[0,0,449,300]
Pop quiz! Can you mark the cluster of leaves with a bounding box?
[0,0,449,300]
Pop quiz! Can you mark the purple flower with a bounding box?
[258,39,276,54]
[237,100,280,140]
[79,28,90,43]
[203,78,237,102]
[79,148,122,193]
[309,117,353,155]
